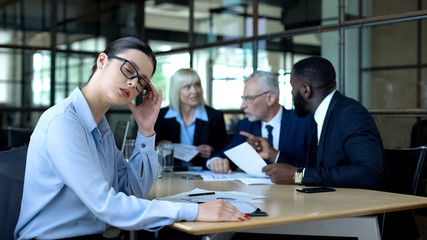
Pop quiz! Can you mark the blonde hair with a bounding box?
[169,68,205,111]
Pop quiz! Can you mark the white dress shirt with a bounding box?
[261,107,283,150]
[314,90,336,143]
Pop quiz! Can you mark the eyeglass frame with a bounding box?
[108,55,152,96]
[241,91,271,101]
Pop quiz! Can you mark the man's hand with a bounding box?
[128,83,162,137]
[196,199,249,222]
[209,158,232,174]
[262,163,298,184]
[197,144,214,158]
[240,131,278,162]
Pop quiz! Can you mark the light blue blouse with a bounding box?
[15,88,198,240]
[164,105,208,146]
[164,106,208,166]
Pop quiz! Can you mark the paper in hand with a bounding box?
[224,142,267,177]
[174,144,199,162]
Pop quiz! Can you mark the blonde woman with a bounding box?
[155,68,227,169]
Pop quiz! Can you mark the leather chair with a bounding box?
[0,144,27,240]
[384,146,426,195]
[381,146,427,240]
[7,127,33,147]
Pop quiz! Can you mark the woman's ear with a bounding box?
[96,53,108,70]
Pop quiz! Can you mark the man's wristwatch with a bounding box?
[293,168,304,184]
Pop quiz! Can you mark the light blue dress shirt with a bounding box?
[164,106,208,166]
[15,88,198,240]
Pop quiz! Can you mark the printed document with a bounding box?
[224,142,268,177]
[175,171,273,184]
[174,144,199,162]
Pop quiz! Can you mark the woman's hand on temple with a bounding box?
[128,83,162,137]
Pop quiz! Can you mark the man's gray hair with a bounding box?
[245,71,280,98]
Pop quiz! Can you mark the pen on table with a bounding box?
[187,192,215,197]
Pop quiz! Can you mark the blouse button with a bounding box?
[141,143,146,148]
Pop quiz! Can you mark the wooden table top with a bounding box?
[148,172,427,235]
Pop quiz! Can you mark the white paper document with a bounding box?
[237,178,273,185]
[224,142,268,177]
[173,144,199,162]
[175,171,273,185]
[199,172,251,181]
[159,188,266,204]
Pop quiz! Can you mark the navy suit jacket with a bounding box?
[303,91,385,190]
[154,106,227,169]
[215,107,314,168]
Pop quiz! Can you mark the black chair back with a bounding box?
[384,146,426,195]
[0,144,27,240]
[7,127,33,147]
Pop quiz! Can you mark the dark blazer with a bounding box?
[215,107,314,167]
[154,106,227,169]
[303,91,385,190]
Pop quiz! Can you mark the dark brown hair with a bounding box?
[88,37,157,81]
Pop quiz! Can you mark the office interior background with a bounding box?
[0,0,427,151]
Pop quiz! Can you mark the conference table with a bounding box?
[147,172,427,240]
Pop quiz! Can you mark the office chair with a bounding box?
[7,126,33,147]
[384,146,426,195]
[410,119,427,197]
[411,120,427,148]
[0,143,27,240]
[113,121,130,152]
[381,146,427,240]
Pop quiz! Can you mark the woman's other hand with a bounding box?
[197,144,214,158]
[195,199,249,222]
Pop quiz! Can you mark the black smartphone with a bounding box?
[180,175,202,180]
[296,187,336,193]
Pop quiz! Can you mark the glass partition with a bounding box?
[345,0,426,20]
[145,0,190,50]
[193,1,253,45]
[374,116,417,148]
[193,44,253,110]
[151,52,191,107]
[53,52,93,104]
[1,0,427,151]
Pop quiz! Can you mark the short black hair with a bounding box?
[88,37,157,80]
[293,56,336,93]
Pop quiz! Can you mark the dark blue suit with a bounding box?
[215,107,314,168]
[302,91,385,190]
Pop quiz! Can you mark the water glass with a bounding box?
[158,143,174,172]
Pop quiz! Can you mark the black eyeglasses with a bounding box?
[108,55,152,96]
[241,91,271,101]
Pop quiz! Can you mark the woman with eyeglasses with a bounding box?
[15,37,247,240]
[154,68,228,169]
